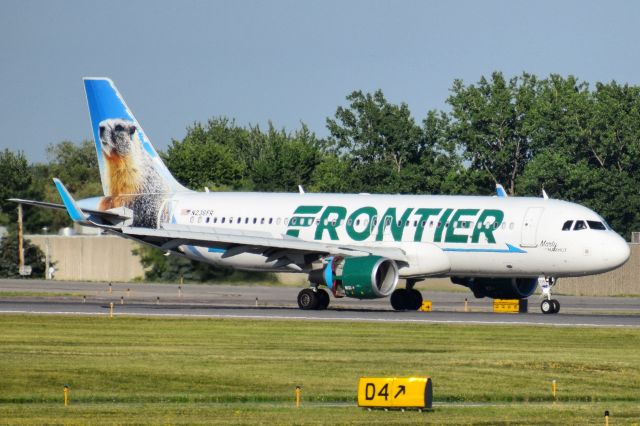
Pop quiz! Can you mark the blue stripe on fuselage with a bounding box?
[442,243,527,254]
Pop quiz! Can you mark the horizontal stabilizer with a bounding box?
[53,179,88,222]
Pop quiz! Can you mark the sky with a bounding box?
[2,0,640,163]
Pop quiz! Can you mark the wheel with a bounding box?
[390,288,409,311]
[541,299,553,314]
[407,289,423,311]
[551,299,560,314]
[316,288,330,310]
[297,288,319,310]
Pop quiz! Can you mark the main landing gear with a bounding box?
[390,279,423,311]
[539,276,560,314]
[297,287,330,310]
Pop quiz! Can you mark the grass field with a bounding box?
[0,314,638,424]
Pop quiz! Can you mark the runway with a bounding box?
[1,279,639,327]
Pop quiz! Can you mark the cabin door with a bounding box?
[520,207,544,247]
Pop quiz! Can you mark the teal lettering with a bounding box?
[471,209,504,244]
[376,207,413,241]
[433,208,453,242]
[314,206,347,241]
[413,208,441,242]
[444,209,479,243]
[346,207,377,241]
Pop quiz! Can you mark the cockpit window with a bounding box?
[587,220,606,230]
[573,220,587,231]
[562,220,573,231]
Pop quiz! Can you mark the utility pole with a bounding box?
[17,203,24,272]
[43,227,50,279]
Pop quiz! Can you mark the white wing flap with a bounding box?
[121,223,409,262]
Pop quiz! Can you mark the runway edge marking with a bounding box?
[0,309,638,328]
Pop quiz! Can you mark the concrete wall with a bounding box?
[27,235,144,282]
[25,234,640,295]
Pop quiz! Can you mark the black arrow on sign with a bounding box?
[394,385,406,399]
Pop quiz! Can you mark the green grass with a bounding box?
[0,315,639,424]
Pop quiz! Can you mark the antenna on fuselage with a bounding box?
[495,184,507,198]
[542,188,549,199]
[298,185,305,194]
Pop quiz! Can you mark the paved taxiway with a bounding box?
[1,279,639,327]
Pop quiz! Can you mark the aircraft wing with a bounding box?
[119,223,409,263]
[14,179,409,266]
[8,198,131,223]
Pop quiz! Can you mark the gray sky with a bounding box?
[2,0,640,163]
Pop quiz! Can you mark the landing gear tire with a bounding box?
[316,288,330,310]
[390,288,409,311]
[541,299,560,314]
[407,289,423,311]
[298,288,319,310]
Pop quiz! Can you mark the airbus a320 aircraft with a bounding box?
[11,78,631,314]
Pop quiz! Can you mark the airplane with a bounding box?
[10,78,631,314]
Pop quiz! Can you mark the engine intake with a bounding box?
[451,277,537,299]
[309,256,399,299]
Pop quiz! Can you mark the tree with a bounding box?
[446,72,538,195]
[322,90,462,194]
[250,124,322,192]
[163,118,249,190]
[0,231,46,278]
[0,149,32,227]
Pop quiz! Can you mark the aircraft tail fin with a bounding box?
[83,77,187,197]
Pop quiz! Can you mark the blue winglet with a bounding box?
[53,178,88,222]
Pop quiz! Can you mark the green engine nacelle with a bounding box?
[339,256,399,299]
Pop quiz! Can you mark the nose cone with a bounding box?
[603,233,631,271]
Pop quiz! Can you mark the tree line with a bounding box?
[2,72,639,279]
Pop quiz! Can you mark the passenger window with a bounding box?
[213,217,218,224]
[509,223,514,230]
[574,220,587,231]
[291,218,297,225]
[562,220,573,231]
[205,217,210,224]
[269,218,273,225]
[237,217,242,224]
[587,220,606,230]
[221,217,226,224]
[190,217,195,223]
[253,218,257,224]
[260,218,265,224]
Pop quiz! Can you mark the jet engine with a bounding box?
[451,277,538,299]
[309,256,399,299]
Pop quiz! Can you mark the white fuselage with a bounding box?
[158,192,630,279]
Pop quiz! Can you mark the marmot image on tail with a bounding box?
[98,118,169,227]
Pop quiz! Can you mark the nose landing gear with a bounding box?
[538,276,560,314]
